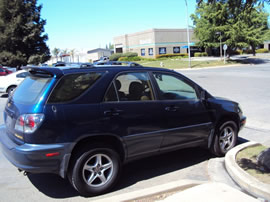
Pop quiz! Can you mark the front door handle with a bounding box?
[104,109,123,116]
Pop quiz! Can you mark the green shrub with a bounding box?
[118,56,142,61]
[243,49,253,54]
[128,56,141,61]
[194,52,208,57]
[118,57,128,61]
[141,58,156,61]
[110,52,138,61]
[256,48,269,53]
[155,53,188,59]
[109,53,123,61]
[230,50,242,55]
[122,52,138,57]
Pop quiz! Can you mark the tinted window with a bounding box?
[48,72,103,103]
[12,76,52,104]
[159,47,166,54]
[106,72,154,101]
[104,83,117,102]
[141,49,145,56]
[153,73,197,100]
[173,47,180,53]
[149,48,153,56]
[16,72,30,78]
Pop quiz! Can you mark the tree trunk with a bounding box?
[251,45,256,56]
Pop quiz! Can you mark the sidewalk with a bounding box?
[163,182,258,202]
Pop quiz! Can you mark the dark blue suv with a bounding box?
[0,64,246,196]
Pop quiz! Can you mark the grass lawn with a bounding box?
[237,145,270,184]
[136,59,239,69]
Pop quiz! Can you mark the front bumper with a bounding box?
[0,126,72,178]
[239,116,247,130]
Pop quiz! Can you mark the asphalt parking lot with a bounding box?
[0,63,270,201]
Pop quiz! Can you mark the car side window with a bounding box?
[104,83,118,102]
[104,72,154,102]
[153,72,198,100]
[48,72,103,103]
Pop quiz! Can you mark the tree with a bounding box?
[191,2,269,56]
[69,49,76,62]
[109,42,114,50]
[197,0,270,8]
[0,0,50,66]
[52,48,60,61]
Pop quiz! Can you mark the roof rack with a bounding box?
[93,61,142,67]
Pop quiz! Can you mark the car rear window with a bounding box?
[12,76,52,104]
[48,72,103,103]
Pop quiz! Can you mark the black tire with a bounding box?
[7,86,16,96]
[68,144,121,196]
[210,121,238,157]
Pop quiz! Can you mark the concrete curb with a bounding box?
[94,179,205,202]
[225,141,270,200]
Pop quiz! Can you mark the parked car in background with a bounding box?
[93,56,110,65]
[52,62,93,68]
[0,63,246,196]
[0,66,13,76]
[53,61,66,67]
[0,70,29,95]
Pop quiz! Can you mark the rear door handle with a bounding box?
[165,106,179,112]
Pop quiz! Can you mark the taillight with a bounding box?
[15,114,44,134]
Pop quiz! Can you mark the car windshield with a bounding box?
[12,75,52,104]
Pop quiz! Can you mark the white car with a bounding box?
[0,70,30,95]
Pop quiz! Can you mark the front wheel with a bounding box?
[211,121,238,157]
[69,145,121,196]
[7,86,16,96]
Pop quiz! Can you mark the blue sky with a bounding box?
[38,0,270,52]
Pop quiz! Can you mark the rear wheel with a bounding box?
[69,144,121,196]
[211,121,238,156]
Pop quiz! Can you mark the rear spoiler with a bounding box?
[22,66,64,78]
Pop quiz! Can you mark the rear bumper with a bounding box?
[0,125,72,178]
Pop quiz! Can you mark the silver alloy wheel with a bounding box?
[82,154,113,188]
[219,126,235,153]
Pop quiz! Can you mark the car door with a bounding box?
[152,72,213,151]
[100,71,165,158]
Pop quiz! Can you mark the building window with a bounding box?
[148,48,153,56]
[141,49,145,56]
[159,47,166,55]
[173,47,180,54]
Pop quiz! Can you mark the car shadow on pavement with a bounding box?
[114,147,212,191]
[27,173,78,198]
[27,147,213,199]
[0,94,8,98]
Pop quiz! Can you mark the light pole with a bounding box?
[216,32,222,60]
[185,0,191,68]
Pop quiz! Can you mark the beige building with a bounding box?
[113,28,197,58]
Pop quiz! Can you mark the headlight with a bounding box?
[238,105,243,115]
